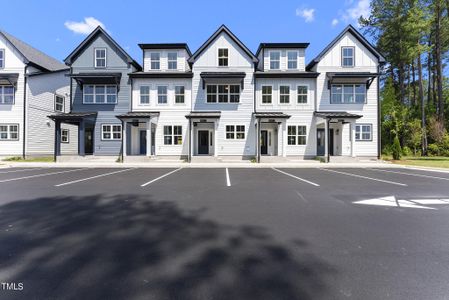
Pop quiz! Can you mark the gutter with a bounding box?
[22,66,28,159]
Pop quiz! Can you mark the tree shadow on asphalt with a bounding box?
[0,195,336,300]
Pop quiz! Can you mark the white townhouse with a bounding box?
[0,30,76,158]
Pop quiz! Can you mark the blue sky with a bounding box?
[0,0,371,64]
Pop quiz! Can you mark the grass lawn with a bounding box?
[2,156,54,162]
[383,156,449,169]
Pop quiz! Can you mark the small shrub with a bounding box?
[392,136,402,160]
[427,143,440,156]
[402,146,412,157]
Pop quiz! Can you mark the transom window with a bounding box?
[157,86,168,104]
[270,51,280,70]
[150,52,160,70]
[168,52,178,70]
[287,125,307,145]
[287,51,298,69]
[0,49,4,69]
[54,94,64,112]
[331,84,366,104]
[140,86,150,104]
[279,85,290,104]
[206,84,240,103]
[262,86,272,104]
[101,124,122,140]
[0,124,18,140]
[342,47,354,67]
[218,48,228,66]
[61,129,69,143]
[95,48,106,68]
[226,125,245,139]
[164,125,182,145]
[83,85,117,104]
[297,86,308,104]
[355,124,372,141]
[0,85,14,104]
[175,86,185,104]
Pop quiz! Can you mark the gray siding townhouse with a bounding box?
[50,27,141,159]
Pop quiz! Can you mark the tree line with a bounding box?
[360,0,449,158]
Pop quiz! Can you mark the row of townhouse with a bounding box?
[0,24,385,162]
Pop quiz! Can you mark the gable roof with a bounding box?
[188,25,258,63]
[64,26,141,70]
[0,30,67,72]
[306,24,386,71]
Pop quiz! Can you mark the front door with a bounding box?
[139,130,147,155]
[198,130,209,155]
[329,129,334,156]
[85,128,94,154]
[261,130,268,155]
[317,129,325,156]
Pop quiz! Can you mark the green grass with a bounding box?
[2,156,54,162]
[382,155,449,169]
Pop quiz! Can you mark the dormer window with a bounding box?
[269,51,280,70]
[287,51,298,69]
[151,52,160,70]
[0,49,4,69]
[168,52,178,70]
[342,47,354,67]
[218,48,228,66]
[95,48,106,68]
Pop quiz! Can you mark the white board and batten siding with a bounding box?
[192,32,256,157]
[312,32,379,157]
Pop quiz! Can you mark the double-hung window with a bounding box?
[140,86,150,104]
[83,85,117,104]
[297,86,308,104]
[157,86,168,104]
[54,95,64,112]
[61,129,69,143]
[175,86,185,104]
[270,51,280,70]
[287,51,298,69]
[164,125,182,145]
[0,49,4,69]
[218,48,228,66]
[331,84,366,104]
[226,125,245,140]
[0,124,18,140]
[0,86,14,104]
[95,48,106,68]
[150,52,160,70]
[206,85,217,103]
[287,125,307,145]
[168,52,178,70]
[207,84,240,103]
[342,47,354,67]
[262,86,272,104]
[279,85,290,104]
[355,124,372,141]
[101,124,122,140]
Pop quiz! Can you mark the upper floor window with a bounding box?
[0,86,14,104]
[279,85,290,104]
[157,85,168,104]
[331,84,366,104]
[355,124,372,141]
[0,124,18,140]
[342,47,354,67]
[150,52,160,70]
[269,51,280,70]
[101,124,122,140]
[95,48,106,68]
[287,125,307,145]
[207,84,240,103]
[168,52,178,70]
[175,86,185,104]
[54,94,64,112]
[297,86,308,104]
[0,49,4,69]
[262,86,272,104]
[140,86,150,104]
[287,51,298,69]
[83,85,117,104]
[218,48,228,66]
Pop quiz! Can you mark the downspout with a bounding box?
[120,119,124,162]
[327,118,330,163]
[69,67,73,112]
[22,66,28,159]
[253,61,258,162]
[377,65,381,160]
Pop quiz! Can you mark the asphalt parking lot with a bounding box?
[1,166,449,300]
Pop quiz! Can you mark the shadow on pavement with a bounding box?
[0,194,336,300]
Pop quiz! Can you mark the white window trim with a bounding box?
[167,52,178,70]
[163,125,183,145]
[83,85,118,104]
[279,85,290,105]
[225,125,245,140]
[341,46,355,68]
[261,85,273,105]
[269,50,281,70]
[150,52,161,70]
[139,85,151,105]
[174,85,185,105]
[217,48,229,67]
[54,94,65,112]
[330,84,366,104]
[206,84,240,104]
[296,84,308,105]
[157,85,168,105]
[287,125,307,146]
[0,124,19,141]
[94,48,107,68]
[101,124,122,141]
[0,49,4,69]
[355,123,373,141]
[0,85,15,105]
[287,51,298,70]
[61,129,69,143]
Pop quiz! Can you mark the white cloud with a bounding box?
[296,8,315,23]
[331,18,339,27]
[344,0,370,21]
[64,17,106,35]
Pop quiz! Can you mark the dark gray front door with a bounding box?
[261,130,268,155]
[317,129,325,156]
[85,128,94,154]
[139,130,147,155]
[329,129,334,156]
[198,130,209,155]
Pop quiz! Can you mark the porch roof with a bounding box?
[47,112,97,124]
[314,111,362,119]
[253,112,291,119]
[0,73,19,86]
[185,111,221,119]
[116,112,160,119]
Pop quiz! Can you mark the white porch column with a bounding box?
[350,120,356,157]
[214,120,218,157]
[123,121,127,157]
[146,120,151,157]
[280,122,286,157]
[324,118,329,161]
[190,120,194,158]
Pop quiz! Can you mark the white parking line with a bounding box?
[226,168,231,187]
[0,168,46,174]
[272,168,320,187]
[141,168,182,187]
[321,169,407,186]
[0,168,85,184]
[55,168,134,187]
[369,168,449,181]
